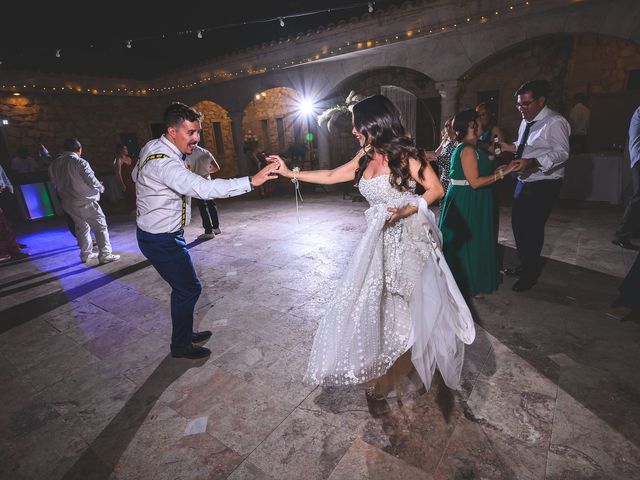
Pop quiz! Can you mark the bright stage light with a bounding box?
[299,98,316,116]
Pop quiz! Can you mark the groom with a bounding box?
[134,102,278,359]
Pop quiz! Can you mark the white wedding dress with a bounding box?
[304,175,476,390]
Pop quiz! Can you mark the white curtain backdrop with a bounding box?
[381,85,417,139]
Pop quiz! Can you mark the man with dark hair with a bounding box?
[499,80,570,291]
[612,106,640,250]
[134,102,278,360]
[48,138,120,264]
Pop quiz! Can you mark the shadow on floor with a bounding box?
[60,355,207,480]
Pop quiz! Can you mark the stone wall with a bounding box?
[458,34,640,141]
[191,100,237,177]
[0,92,165,174]
[566,34,640,96]
[459,36,573,141]
[242,87,301,157]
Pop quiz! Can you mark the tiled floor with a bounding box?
[1,192,638,480]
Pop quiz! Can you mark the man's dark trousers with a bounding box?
[512,179,563,281]
[614,162,640,242]
[136,227,201,351]
[196,199,219,233]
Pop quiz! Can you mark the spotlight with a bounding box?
[298,98,316,116]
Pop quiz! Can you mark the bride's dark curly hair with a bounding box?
[352,94,430,191]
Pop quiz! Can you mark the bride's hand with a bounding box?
[266,155,292,178]
[386,204,418,225]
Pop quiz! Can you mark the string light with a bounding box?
[2,0,532,97]
[368,2,374,13]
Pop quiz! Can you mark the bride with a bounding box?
[269,95,475,397]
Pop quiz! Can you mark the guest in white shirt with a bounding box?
[568,93,591,153]
[186,145,222,239]
[134,102,278,360]
[499,80,570,291]
[48,138,120,264]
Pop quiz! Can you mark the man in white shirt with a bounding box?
[568,93,590,154]
[187,145,221,239]
[134,102,277,360]
[499,80,570,291]
[48,139,120,265]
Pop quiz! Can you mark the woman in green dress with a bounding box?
[439,109,516,298]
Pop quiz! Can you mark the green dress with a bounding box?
[438,143,498,296]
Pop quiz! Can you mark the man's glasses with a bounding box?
[515,100,536,108]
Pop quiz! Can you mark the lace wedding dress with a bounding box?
[304,175,476,390]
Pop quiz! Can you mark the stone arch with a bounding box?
[242,86,308,166]
[320,67,440,167]
[191,99,237,177]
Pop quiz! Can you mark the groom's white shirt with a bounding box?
[134,135,251,234]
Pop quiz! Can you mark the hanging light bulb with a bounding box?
[197,30,203,39]
[55,49,61,58]
[126,39,132,49]
[279,17,285,27]
[368,2,374,13]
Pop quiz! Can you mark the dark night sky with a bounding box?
[0,1,409,79]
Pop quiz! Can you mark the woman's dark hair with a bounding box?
[452,109,478,142]
[115,143,126,156]
[352,94,431,191]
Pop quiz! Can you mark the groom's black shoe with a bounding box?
[171,343,211,359]
[512,277,536,292]
[192,330,212,343]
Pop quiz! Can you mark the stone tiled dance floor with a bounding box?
[1,192,639,480]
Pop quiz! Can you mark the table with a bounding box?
[560,152,624,205]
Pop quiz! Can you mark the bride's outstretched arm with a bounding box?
[267,150,364,185]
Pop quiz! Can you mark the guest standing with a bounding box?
[186,145,222,239]
[568,93,590,154]
[612,106,640,250]
[439,109,515,299]
[114,144,137,214]
[499,80,571,291]
[49,138,120,264]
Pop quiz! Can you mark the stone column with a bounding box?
[316,122,330,170]
[436,80,461,129]
[229,110,249,176]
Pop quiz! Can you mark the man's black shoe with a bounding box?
[611,238,640,251]
[501,265,523,277]
[512,277,536,292]
[171,344,211,359]
[192,330,212,343]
